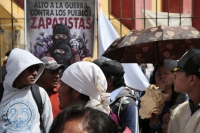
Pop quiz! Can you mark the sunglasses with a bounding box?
[28,65,40,72]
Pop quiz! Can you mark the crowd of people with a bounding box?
[0,47,200,133]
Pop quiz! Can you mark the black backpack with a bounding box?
[0,83,45,133]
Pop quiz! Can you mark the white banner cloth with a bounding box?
[142,9,191,29]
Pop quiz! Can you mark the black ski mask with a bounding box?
[52,24,71,45]
[48,24,72,68]
[49,42,72,68]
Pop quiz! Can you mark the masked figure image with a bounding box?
[48,24,72,68]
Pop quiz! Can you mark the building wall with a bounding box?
[193,1,200,30]
[0,0,24,66]
[110,0,199,30]
[1,0,200,63]
[111,0,164,30]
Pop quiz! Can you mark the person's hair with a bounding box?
[49,105,120,133]
[149,62,179,105]
[161,105,177,123]
[184,71,193,78]
[160,108,171,125]
[103,71,125,88]
[184,70,200,79]
[149,62,164,84]
[80,93,90,102]
[5,50,11,57]
[68,86,90,102]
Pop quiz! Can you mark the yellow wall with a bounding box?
[152,0,162,12]
[0,0,24,65]
[93,0,130,59]
[99,0,130,36]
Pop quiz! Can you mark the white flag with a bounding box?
[98,9,119,57]
[98,9,149,91]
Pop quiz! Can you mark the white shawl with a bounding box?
[61,61,110,114]
[168,101,200,133]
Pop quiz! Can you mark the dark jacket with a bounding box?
[110,87,139,133]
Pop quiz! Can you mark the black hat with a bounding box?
[164,48,200,78]
[93,58,106,67]
[100,60,125,77]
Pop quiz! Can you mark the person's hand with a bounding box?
[151,107,162,115]
[150,108,162,126]
[150,113,159,125]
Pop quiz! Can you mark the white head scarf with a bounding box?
[61,61,110,114]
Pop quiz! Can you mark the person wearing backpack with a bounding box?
[93,58,139,133]
[0,48,53,133]
[37,56,64,119]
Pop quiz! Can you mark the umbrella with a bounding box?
[102,25,200,64]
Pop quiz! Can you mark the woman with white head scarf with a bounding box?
[58,61,111,115]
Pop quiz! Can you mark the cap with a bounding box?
[100,60,125,77]
[40,56,64,70]
[164,59,178,71]
[164,48,200,78]
[93,57,106,67]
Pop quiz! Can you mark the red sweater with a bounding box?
[49,85,61,119]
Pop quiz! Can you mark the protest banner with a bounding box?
[25,0,97,68]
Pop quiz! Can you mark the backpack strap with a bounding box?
[0,83,4,102]
[117,96,126,122]
[31,84,45,133]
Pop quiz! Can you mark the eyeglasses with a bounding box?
[55,34,68,39]
[28,65,39,72]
